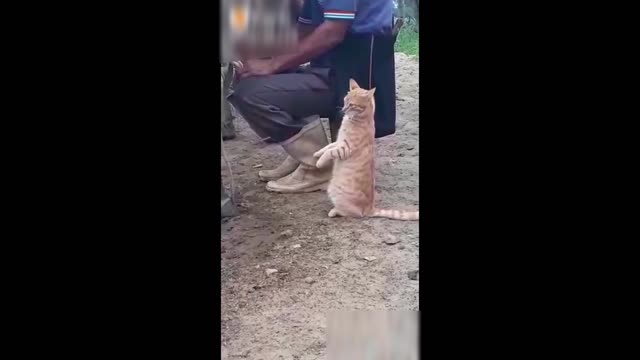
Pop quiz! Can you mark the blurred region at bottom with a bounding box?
[327,310,419,360]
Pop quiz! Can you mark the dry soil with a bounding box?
[221,53,419,360]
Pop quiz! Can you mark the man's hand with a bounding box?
[235,59,276,79]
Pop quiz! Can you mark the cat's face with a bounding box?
[343,79,376,112]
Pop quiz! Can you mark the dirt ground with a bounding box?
[221,53,419,360]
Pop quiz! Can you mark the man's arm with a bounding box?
[272,0,358,72]
[271,20,350,73]
[298,23,315,41]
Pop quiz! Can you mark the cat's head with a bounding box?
[343,79,376,113]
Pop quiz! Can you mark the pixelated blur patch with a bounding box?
[327,310,419,360]
[221,0,299,61]
[229,4,249,33]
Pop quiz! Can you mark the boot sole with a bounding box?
[258,169,298,182]
[258,174,282,182]
[265,182,328,193]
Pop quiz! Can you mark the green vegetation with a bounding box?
[394,25,419,57]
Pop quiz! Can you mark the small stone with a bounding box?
[265,268,278,275]
[363,256,377,262]
[406,146,415,150]
[332,257,341,264]
[384,235,400,245]
[252,164,263,168]
[398,245,406,250]
[292,244,301,249]
[304,277,315,284]
[231,350,250,357]
[407,270,419,280]
[279,230,293,238]
[255,264,260,269]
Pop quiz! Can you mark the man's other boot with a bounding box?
[221,63,236,140]
[221,182,238,218]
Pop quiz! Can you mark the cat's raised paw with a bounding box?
[316,153,333,168]
[313,143,334,158]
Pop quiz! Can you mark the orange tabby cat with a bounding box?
[314,79,419,221]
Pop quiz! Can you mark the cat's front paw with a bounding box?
[316,159,329,168]
[316,152,333,168]
[313,143,335,158]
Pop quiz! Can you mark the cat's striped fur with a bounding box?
[314,79,419,221]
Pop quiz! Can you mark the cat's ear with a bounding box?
[349,78,360,90]
[368,87,376,96]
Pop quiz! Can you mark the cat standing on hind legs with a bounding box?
[314,79,419,221]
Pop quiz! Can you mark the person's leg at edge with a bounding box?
[221,63,236,140]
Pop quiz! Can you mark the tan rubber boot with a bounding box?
[266,119,332,193]
[258,155,300,182]
[258,115,316,182]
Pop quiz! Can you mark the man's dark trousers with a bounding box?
[227,66,334,143]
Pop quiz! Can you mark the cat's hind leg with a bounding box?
[330,203,366,219]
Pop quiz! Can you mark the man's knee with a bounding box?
[227,78,267,112]
[232,77,262,98]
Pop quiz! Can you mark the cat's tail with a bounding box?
[370,208,419,221]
